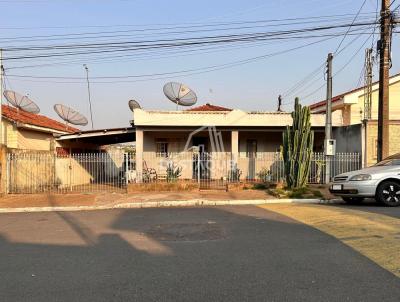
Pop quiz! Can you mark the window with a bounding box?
[156,140,168,157]
[246,139,257,158]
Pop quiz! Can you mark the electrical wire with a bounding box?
[334,0,368,54]
[5,35,340,84]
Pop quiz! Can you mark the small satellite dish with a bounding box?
[3,90,40,114]
[53,104,88,126]
[128,99,141,112]
[163,82,197,109]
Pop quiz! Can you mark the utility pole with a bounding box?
[325,53,333,184]
[377,0,391,161]
[83,64,94,129]
[363,48,373,167]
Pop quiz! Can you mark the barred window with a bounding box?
[156,140,168,157]
[246,139,257,158]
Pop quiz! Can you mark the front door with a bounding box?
[247,139,257,180]
[192,137,210,180]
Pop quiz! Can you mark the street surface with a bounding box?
[0,204,399,301]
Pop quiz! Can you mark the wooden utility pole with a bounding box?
[325,53,333,184]
[377,0,391,161]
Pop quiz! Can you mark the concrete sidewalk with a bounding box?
[0,190,327,213]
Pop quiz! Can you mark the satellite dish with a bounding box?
[128,99,141,112]
[163,82,197,109]
[3,90,40,114]
[53,104,88,126]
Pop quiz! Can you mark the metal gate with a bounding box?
[7,152,135,194]
[196,152,228,190]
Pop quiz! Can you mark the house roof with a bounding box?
[134,108,343,127]
[2,105,79,133]
[309,72,400,110]
[57,127,136,145]
[186,103,232,112]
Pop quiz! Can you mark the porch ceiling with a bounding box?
[56,127,136,145]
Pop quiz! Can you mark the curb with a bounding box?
[0,198,327,214]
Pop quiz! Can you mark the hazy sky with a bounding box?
[1,0,398,129]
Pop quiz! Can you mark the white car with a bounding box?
[329,153,400,206]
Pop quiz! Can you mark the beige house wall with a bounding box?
[17,129,53,151]
[366,122,400,167]
[344,79,400,125]
[1,120,18,149]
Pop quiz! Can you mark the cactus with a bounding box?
[282,97,314,189]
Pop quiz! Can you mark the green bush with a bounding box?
[166,162,182,182]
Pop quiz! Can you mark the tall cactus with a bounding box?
[282,97,314,188]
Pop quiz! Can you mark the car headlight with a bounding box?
[349,174,371,181]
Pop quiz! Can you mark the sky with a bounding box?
[0,0,398,130]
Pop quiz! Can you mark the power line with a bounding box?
[281,23,376,101]
[0,15,377,45]
[0,12,378,31]
[2,21,378,62]
[334,0,368,54]
[5,35,339,84]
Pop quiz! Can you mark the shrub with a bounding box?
[166,162,182,182]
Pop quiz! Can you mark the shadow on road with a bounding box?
[0,206,399,301]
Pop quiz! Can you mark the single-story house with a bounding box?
[309,72,400,166]
[1,104,79,151]
[132,103,343,181]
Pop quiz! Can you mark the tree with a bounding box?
[282,97,314,188]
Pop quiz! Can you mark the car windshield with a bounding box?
[374,159,400,166]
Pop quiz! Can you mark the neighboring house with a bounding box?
[309,73,400,166]
[1,104,78,151]
[132,103,343,180]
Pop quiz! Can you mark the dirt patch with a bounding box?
[0,194,96,208]
[127,181,198,193]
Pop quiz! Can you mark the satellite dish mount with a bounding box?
[53,104,88,130]
[163,82,197,110]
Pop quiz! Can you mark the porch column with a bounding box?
[231,130,239,164]
[136,129,143,182]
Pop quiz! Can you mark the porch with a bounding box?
[135,127,326,182]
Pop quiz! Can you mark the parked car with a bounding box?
[329,153,400,206]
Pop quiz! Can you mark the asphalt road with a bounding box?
[0,205,399,302]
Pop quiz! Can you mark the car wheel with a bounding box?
[376,181,400,207]
[342,197,364,204]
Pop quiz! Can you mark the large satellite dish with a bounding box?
[128,99,141,112]
[163,82,197,109]
[3,90,40,114]
[53,104,88,126]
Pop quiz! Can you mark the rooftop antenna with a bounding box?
[277,95,282,112]
[163,82,197,110]
[83,64,94,129]
[53,104,88,130]
[3,90,40,114]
